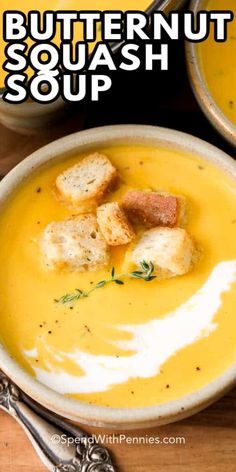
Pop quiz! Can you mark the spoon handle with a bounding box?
[0,370,116,472]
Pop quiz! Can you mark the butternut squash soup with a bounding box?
[197,0,236,125]
[0,0,151,90]
[1,144,236,408]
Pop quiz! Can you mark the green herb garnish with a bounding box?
[56,260,156,306]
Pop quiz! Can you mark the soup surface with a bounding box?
[198,0,236,125]
[1,144,236,408]
[0,0,151,90]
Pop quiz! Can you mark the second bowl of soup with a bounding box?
[186,0,236,147]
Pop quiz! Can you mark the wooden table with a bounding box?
[0,39,236,472]
[1,384,236,472]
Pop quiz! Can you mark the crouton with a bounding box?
[97,202,135,246]
[41,214,110,272]
[122,190,180,227]
[55,153,118,210]
[132,227,194,277]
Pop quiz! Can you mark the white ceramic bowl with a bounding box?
[186,0,236,148]
[1,124,236,430]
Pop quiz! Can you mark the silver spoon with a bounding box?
[0,370,116,471]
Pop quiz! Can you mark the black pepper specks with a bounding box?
[84,324,91,334]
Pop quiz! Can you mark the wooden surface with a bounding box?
[1,385,236,472]
[1,38,236,472]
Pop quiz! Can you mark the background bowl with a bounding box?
[1,124,236,430]
[186,0,236,148]
[0,0,187,134]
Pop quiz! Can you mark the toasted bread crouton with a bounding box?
[55,153,118,210]
[97,202,135,246]
[122,190,180,227]
[132,227,194,277]
[41,214,109,272]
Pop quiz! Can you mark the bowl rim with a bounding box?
[185,0,236,148]
[1,123,236,428]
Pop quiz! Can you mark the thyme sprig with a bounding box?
[56,260,156,306]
